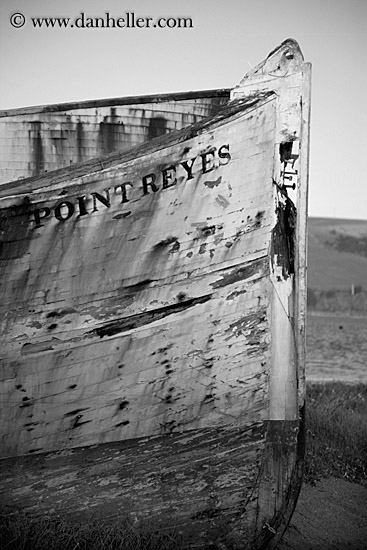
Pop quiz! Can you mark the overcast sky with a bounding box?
[0,0,365,220]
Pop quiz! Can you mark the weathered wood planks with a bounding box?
[0,39,311,549]
[1,94,277,456]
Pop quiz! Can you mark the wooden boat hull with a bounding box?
[0,39,311,548]
[0,421,303,549]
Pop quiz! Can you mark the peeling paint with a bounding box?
[215,194,229,208]
[91,295,212,338]
[21,337,60,355]
[271,196,296,279]
[211,258,267,289]
[203,176,222,189]
[226,289,247,301]
[225,308,267,342]
[0,39,310,550]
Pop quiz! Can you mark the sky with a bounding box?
[0,0,366,220]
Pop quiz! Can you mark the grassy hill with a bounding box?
[307,217,367,291]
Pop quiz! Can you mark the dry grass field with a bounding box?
[307,313,367,384]
[308,217,367,290]
[279,217,367,549]
[277,315,367,549]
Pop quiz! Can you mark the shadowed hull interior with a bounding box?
[0,91,229,184]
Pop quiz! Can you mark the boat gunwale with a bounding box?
[0,89,231,119]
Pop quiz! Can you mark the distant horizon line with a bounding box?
[309,215,367,222]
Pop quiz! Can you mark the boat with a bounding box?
[0,39,311,549]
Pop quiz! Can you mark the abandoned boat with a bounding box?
[0,39,311,549]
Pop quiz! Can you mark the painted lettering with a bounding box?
[114,182,133,203]
[28,142,231,227]
[77,196,88,216]
[218,144,231,165]
[55,201,74,222]
[92,190,111,212]
[142,173,159,195]
[33,207,51,228]
[180,157,196,180]
[162,166,177,189]
[201,149,216,174]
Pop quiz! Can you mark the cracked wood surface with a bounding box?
[0,94,277,457]
[0,39,310,549]
[0,424,265,548]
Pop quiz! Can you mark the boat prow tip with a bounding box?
[233,38,306,97]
